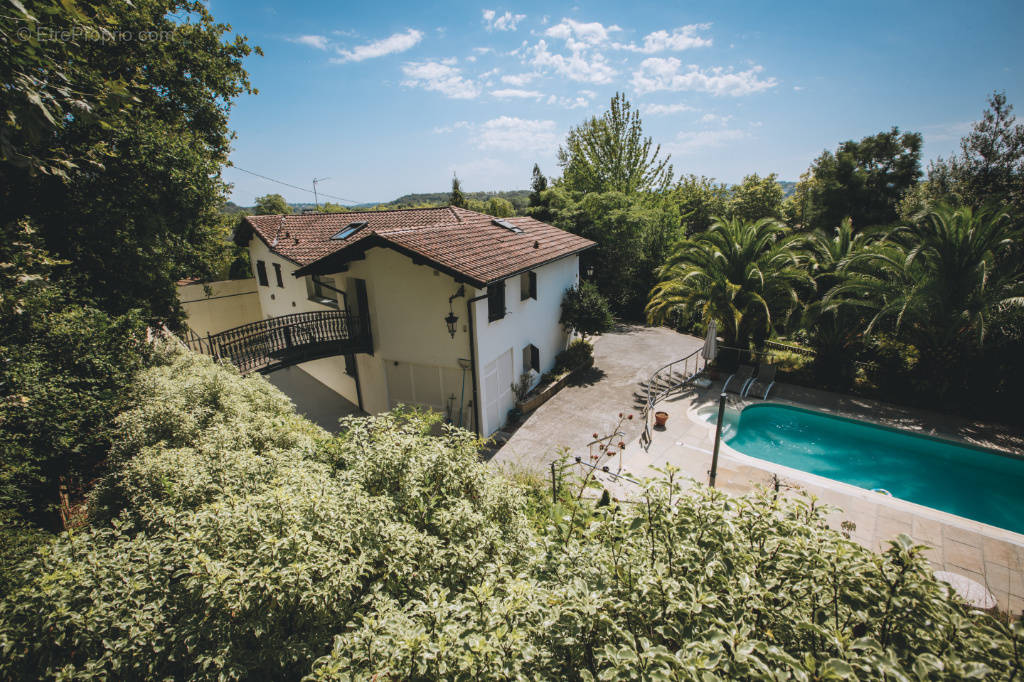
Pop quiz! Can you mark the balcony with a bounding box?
[184,310,373,375]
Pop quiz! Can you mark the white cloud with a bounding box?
[433,120,472,134]
[614,24,712,53]
[529,39,616,84]
[332,29,423,63]
[501,72,539,86]
[667,128,747,154]
[491,88,544,99]
[701,112,733,124]
[545,18,620,46]
[793,85,804,91]
[401,60,481,99]
[547,94,590,109]
[483,9,526,32]
[475,116,559,152]
[291,34,329,50]
[631,58,777,96]
[643,103,696,116]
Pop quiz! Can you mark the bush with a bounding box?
[554,339,594,374]
[560,281,614,339]
[1,342,1020,679]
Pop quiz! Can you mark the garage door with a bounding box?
[385,361,469,424]
[482,348,514,436]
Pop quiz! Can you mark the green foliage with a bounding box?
[254,193,292,215]
[728,172,785,222]
[667,174,729,235]
[2,0,260,324]
[560,282,614,339]
[792,127,922,232]
[529,163,548,206]
[559,93,673,195]
[0,220,151,528]
[484,196,515,217]
[449,174,468,208]
[648,217,811,349]
[2,345,1018,679]
[540,189,682,318]
[554,338,594,374]
[927,91,1024,214]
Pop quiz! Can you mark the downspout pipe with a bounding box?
[466,292,488,436]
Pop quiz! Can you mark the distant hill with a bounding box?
[778,181,797,197]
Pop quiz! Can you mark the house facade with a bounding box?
[234,206,594,436]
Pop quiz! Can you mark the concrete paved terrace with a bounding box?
[488,324,704,473]
[491,326,1024,616]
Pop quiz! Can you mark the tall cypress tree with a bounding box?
[529,164,548,206]
[449,173,467,208]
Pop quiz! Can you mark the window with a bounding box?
[523,344,540,373]
[255,260,269,286]
[487,281,506,322]
[306,276,338,307]
[492,218,523,233]
[273,263,284,287]
[331,221,368,240]
[520,271,537,301]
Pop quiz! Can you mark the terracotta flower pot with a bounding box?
[654,411,669,428]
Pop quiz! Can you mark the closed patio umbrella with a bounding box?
[701,320,718,363]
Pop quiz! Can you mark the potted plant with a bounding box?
[654,411,669,428]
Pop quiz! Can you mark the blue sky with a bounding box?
[216,0,1023,205]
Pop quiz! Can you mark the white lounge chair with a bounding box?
[743,364,777,399]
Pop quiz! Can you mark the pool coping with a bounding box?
[685,399,1024,547]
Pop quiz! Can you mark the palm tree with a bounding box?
[646,216,811,352]
[829,204,1024,397]
[799,218,876,387]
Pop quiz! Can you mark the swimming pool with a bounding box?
[704,403,1024,535]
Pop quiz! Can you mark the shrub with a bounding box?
[560,281,614,340]
[554,338,594,374]
[1,342,1019,680]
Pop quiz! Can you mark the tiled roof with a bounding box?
[240,207,594,286]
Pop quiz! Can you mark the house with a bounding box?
[233,206,595,436]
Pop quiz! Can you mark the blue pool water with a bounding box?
[708,403,1024,535]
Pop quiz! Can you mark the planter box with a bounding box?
[516,357,593,413]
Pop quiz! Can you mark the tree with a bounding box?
[1,0,259,324]
[830,204,1024,399]
[542,190,682,319]
[798,218,875,388]
[254,193,292,215]
[793,128,922,232]
[485,196,515,217]
[560,281,614,339]
[449,173,467,208]
[559,93,673,195]
[529,164,548,206]
[927,91,1024,213]
[667,174,729,234]
[728,173,785,222]
[647,217,811,350]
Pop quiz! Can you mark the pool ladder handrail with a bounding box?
[640,348,707,451]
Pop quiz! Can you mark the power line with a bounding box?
[229,165,361,205]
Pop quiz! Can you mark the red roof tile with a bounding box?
[240,207,594,286]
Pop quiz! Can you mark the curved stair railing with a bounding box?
[638,348,707,451]
[182,310,373,374]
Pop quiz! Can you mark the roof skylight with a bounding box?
[331,221,368,240]
[492,219,523,233]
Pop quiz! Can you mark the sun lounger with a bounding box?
[723,364,755,395]
[743,364,777,399]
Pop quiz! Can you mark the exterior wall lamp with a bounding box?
[445,285,465,338]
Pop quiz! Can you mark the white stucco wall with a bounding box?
[177,278,262,336]
[473,254,579,435]
[247,234,579,435]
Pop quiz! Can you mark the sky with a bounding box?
[215,0,1024,206]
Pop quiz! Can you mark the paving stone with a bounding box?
[984,561,1010,594]
[943,539,985,575]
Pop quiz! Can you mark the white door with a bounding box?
[482,348,514,435]
[385,361,467,423]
